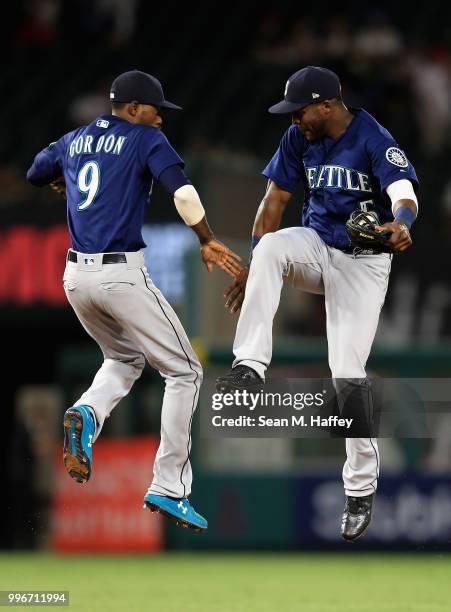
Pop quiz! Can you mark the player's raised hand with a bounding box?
[224,266,249,313]
[49,176,67,199]
[200,238,242,278]
[374,220,412,252]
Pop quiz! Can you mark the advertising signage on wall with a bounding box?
[0,223,195,309]
[0,225,69,306]
[50,435,163,552]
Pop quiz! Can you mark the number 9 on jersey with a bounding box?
[77,161,100,210]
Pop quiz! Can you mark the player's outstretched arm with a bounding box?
[224,267,249,313]
[172,183,242,277]
[191,217,242,278]
[224,180,292,313]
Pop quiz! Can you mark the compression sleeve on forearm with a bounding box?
[386,179,418,212]
[173,184,206,226]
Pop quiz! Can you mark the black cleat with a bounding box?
[216,365,264,393]
[341,493,374,542]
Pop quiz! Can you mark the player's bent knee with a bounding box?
[104,355,145,373]
[332,369,366,380]
[253,232,284,261]
[122,355,146,375]
[331,358,366,380]
[180,367,203,390]
[180,359,203,384]
[194,363,203,384]
[131,355,146,371]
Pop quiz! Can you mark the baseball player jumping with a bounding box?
[27,70,242,533]
[216,66,418,541]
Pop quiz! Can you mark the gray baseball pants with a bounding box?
[233,227,392,497]
[63,249,202,499]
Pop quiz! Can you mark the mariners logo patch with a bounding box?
[386,147,408,168]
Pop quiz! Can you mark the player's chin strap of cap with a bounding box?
[174,185,206,226]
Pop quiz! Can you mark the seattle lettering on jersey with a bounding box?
[69,134,127,157]
[305,164,372,193]
[262,109,419,250]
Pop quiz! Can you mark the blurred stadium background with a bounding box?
[1,1,451,610]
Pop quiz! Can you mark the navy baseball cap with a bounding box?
[110,70,182,110]
[268,66,341,114]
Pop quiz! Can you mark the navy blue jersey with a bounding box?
[263,108,419,250]
[27,115,184,252]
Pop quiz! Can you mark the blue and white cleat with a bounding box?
[63,405,95,484]
[143,493,208,533]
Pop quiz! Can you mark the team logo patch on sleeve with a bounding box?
[386,147,408,168]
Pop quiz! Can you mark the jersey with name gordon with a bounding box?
[27,115,184,253]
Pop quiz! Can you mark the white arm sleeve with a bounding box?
[386,179,418,214]
[173,184,206,226]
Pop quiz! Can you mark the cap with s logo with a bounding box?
[268,66,341,114]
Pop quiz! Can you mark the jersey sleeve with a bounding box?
[145,130,185,180]
[159,164,191,194]
[262,125,307,193]
[26,139,65,186]
[368,137,419,192]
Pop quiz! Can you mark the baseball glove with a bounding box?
[49,176,66,199]
[345,210,393,253]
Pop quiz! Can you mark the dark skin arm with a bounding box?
[191,216,242,278]
[225,180,292,313]
[375,198,417,253]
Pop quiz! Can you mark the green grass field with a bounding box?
[0,553,449,611]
